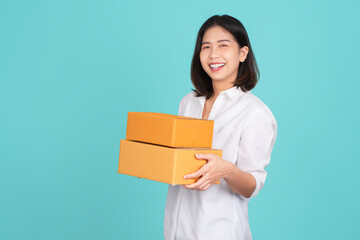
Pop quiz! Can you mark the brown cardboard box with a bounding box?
[118,139,222,185]
[126,112,214,148]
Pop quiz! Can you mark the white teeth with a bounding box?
[210,63,225,69]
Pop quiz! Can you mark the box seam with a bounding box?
[172,149,177,185]
[172,119,177,147]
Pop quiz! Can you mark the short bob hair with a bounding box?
[191,15,259,98]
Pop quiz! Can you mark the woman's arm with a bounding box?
[183,153,256,198]
[184,107,277,198]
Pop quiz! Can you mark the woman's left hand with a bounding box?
[183,153,231,191]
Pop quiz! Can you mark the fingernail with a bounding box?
[195,154,200,158]
[184,175,188,179]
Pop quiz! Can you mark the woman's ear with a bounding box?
[239,46,249,62]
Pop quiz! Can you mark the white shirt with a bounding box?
[164,86,277,240]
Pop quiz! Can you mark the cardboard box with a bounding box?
[126,112,214,148]
[118,139,222,185]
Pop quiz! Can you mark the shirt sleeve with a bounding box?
[235,107,277,199]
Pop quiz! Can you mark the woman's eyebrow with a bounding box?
[201,39,231,45]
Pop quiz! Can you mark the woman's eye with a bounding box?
[202,46,210,50]
[220,44,228,47]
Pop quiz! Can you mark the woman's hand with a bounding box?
[183,153,231,191]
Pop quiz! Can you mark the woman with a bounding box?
[164,15,277,240]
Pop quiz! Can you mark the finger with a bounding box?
[190,181,212,191]
[202,183,212,191]
[198,179,212,190]
[184,168,205,179]
[195,153,217,161]
[184,176,206,190]
[184,163,211,179]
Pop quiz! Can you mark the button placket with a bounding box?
[209,94,224,119]
[199,97,206,119]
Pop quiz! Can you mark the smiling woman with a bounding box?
[200,26,248,88]
[164,15,277,240]
[191,15,259,99]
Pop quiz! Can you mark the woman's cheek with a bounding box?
[200,59,209,72]
[199,52,206,64]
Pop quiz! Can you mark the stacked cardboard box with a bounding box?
[118,112,222,185]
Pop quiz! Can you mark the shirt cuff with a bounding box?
[246,171,263,199]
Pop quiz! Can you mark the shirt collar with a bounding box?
[198,86,246,105]
[220,86,246,100]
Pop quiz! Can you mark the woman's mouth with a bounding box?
[209,63,225,72]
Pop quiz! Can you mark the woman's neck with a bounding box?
[211,81,234,99]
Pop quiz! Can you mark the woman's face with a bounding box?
[200,26,248,85]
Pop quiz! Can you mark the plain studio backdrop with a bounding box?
[1,0,359,239]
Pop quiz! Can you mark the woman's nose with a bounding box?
[210,47,220,59]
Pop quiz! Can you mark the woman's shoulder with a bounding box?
[237,91,276,122]
[177,90,202,116]
[240,91,267,108]
[179,90,200,104]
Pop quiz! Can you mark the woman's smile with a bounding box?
[209,62,226,71]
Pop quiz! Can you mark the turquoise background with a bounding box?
[1,0,359,239]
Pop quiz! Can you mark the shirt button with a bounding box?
[213,106,216,110]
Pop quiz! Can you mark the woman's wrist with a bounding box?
[221,161,256,197]
[222,160,236,180]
